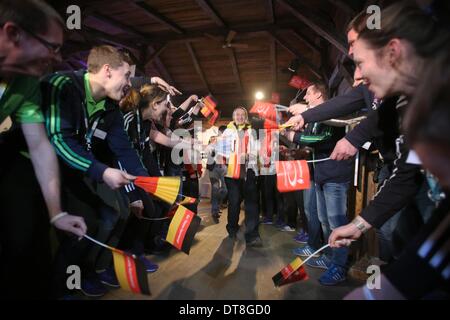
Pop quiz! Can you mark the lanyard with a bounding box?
[136,108,146,152]
[84,115,101,152]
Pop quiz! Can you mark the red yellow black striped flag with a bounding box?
[272,257,308,287]
[166,205,201,254]
[83,235,150,295]
[112,249,151,295]
[200,95,217,118]
[134,176,181,205]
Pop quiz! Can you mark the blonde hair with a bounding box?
[232,106,248,123]
[87,45,134,74]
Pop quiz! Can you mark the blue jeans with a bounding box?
[315,182,349,268]
[303,182,322,250]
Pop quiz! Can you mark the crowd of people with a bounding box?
[0,0,449,300]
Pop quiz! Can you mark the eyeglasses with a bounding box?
[20,24,62,55]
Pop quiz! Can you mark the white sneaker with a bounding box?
[280,225,296,232]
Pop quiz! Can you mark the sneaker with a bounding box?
[138,255,159,273]
[275,220,285,228]
[246,237,263,247]
[97,267,120,288]
[261,217,273,225]
[318,264,347,286]
[293,232,309,244]
[293,245,320,257]
[306,256,332,270]
[280,225,296,232]
[79,277,107,297]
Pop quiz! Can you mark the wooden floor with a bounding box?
[104,200,363,300]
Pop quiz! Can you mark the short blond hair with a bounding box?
[87,45,134,74]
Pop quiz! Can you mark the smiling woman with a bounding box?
[354,1,450,99]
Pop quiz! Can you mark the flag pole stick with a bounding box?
[306,157,331,163]
[83,234,115,251]
[283,239,355,281]
[83,235,136,258]
[140,216,171,221]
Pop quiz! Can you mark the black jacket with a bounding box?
[301,84,379,149]
[40,70,148,201]
[359,96,425,228]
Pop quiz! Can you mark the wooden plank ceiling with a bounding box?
[50,0,355,117]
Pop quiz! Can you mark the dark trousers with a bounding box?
[118,188,155,255]
[225,169,260,242]
[182,173,199,213]
[279,192,298,228]
[51,173,129,297]
[263,174,278,220]
[0,154,52,299]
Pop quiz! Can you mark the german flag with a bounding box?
[112,250,150,295]
[166,205,201,254]
[134,176,181,205]
[272,257,308,287]
[225,151,245,179]
[200,95,217,118]
[208,109,219,125]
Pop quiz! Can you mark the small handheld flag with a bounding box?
[272,257,308,287]
[250,116,293,130]
[134,176,181,205]
[249,101,288,121]
[166,205,201,254]
[84,235,150,295]
[288,75,311,90]
[275,160,311,192]
[272,241,354,287]
[200,95,217,117]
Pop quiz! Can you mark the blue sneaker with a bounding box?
[293,231,309,244]
[98,267,120,288]
[293,245,320,257]
[261,217,273,225]
[80,277,107,297]
[275,220,285,228]
[138,255,159,273]
[318,264,347,285]
[306,255,332,269]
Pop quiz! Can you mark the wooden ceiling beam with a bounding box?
[326,0,356,16]
[134,1,184,34]
[268,31,322,80]
[270,38,277,93]
[266,0,275,24]
[291,29,322,55]
[225,48,243,93]
[144,44,169,69]
[146,20,302,44]
[89,11,148,40]
[276,0,348,56]
[186,42,211,93]
[195,0,227,28]
[147,46,177,87]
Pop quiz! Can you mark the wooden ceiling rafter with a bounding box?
[276,0,348,56]
[268,30,322,80]
[195,0,227,28]
[185,42,211,93]
[133,1,184,34]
